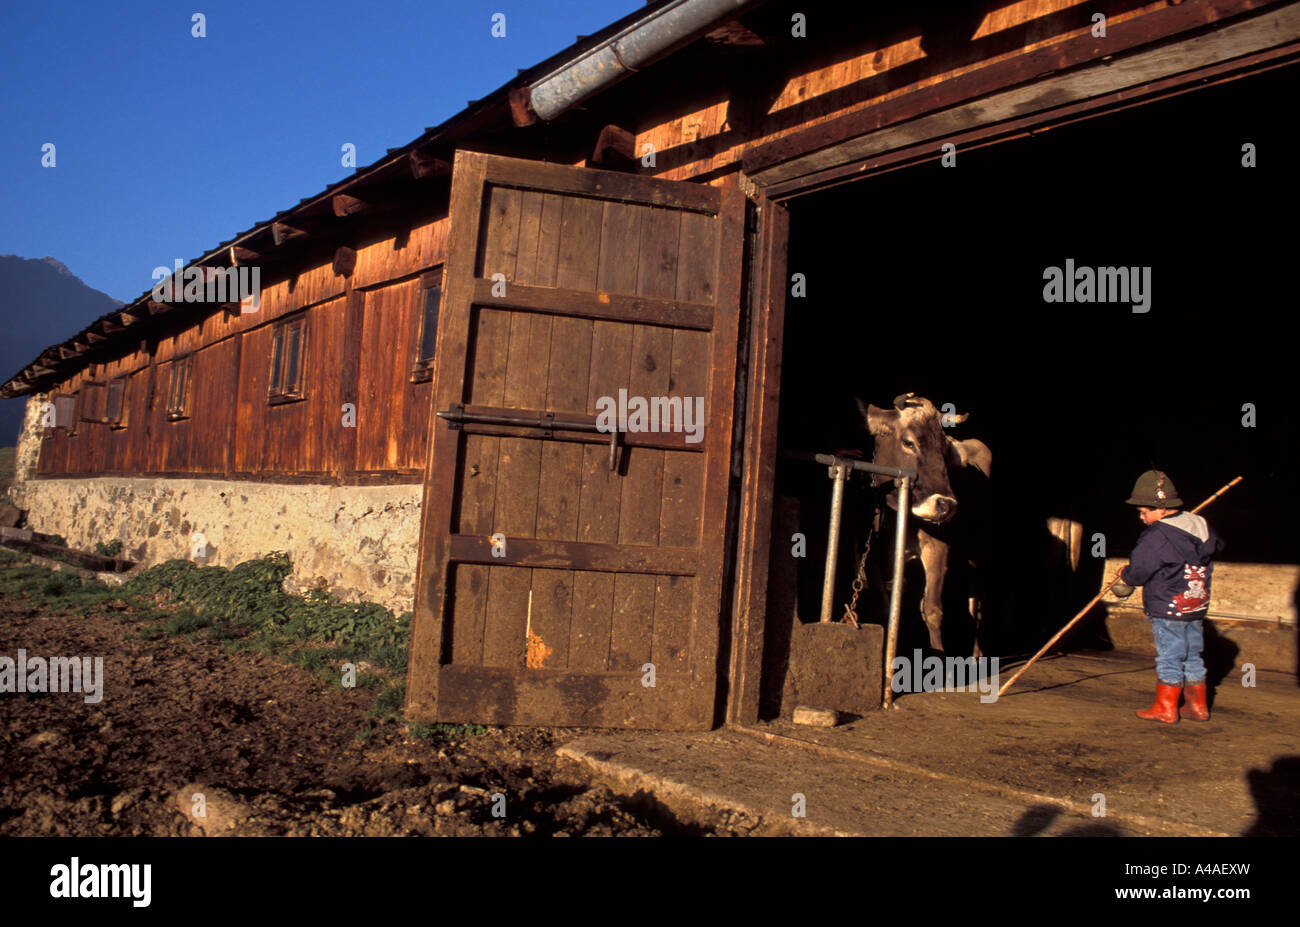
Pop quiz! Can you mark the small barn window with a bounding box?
[411,269,442,382]
[54,394,77,433]
[104,378,129,428]
[80,383,106,424]
[268,315,307,404]
[166,356,193,421]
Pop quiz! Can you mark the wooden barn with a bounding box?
[4,0,1296,730]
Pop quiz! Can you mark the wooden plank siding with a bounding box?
[608,0,1240,186]
[407,151,745,730]
[356,279,434,474]
[33,218,450,483]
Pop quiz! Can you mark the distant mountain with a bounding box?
[0,255,125,446]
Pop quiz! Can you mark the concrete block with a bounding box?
[792,706,838,726]
[785,621,884,717]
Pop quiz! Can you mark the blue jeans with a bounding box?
[1150,617,1206,686]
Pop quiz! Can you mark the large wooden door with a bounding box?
[406,151,746,729]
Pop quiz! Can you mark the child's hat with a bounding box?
[1126,470,1182,507]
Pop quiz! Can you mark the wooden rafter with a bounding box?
[332,193,368,216]
[592,125,636,167]
[409,149,450,179]
[271,221,310,246]
[229,245,260,266]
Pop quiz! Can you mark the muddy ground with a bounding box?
[0,578,746,837]
[5,553,1295,839]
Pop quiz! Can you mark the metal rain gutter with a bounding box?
[527,0,755,122]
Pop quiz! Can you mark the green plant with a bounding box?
[163,606,212,636]
[368,681,407,722]
[2,551,415,723]
[42,573,76,597]
[410,722,488,739]
[94,539,123,558]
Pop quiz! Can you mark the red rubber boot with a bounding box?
[1180,682,1210,721]
[1136,683,1180,723]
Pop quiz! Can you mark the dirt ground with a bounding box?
[0,587,745,837]
[4,555,1295,838]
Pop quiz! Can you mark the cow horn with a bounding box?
[893,392,921,410]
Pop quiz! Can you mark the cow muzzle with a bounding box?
[912,493,957,524]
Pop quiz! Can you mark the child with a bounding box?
[1112,470,1225,723]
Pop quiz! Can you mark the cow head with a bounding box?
[857,393,969,525]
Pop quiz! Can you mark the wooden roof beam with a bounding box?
[333,186,428,218]
[409,149,450,179]
[592,124,637,168]
[271,221,311,247]
[229,245,260,266]
[332,193,369,217]
[704,20,766,46]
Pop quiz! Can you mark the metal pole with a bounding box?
[882,475,910,708]
[820,463,849,623]
[781,449,915,482]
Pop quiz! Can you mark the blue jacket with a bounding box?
[1121,512,1224,620]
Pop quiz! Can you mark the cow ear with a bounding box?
[947,437,992,478]
[859,399,896,436]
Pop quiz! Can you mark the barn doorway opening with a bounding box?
[758,63,1300,719]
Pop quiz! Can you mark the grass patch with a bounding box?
[407,722,488,740]
[0,550,414,727]
[0,554,120,614]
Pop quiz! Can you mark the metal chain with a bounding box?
[839,442,882,629]
[841,505,879,628]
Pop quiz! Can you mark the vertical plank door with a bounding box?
[407,151,745,729]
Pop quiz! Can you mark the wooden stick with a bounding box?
[1190,475,1243,514]
[997,475,1243,697]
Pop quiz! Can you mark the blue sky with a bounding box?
[0,0,643,303]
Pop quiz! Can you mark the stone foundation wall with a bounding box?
[16,472,423,614]
[9,394,46,499]
[9,398,424,613]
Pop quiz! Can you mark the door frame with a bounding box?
[723,4,1300,725]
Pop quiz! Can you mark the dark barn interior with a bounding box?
[773,63,1299,660]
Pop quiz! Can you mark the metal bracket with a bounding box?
[437,407,624,475]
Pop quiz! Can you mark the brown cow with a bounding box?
[858,393,992,655]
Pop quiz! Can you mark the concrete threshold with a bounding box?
[558,727,1196,836]
[557,651,1295,836]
